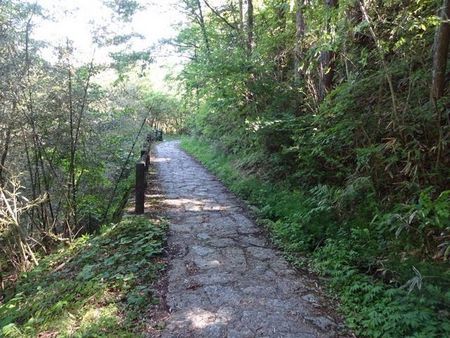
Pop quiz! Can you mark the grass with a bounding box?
[180,136,450,338]
[0,216,167,337]
[161,133,182,142]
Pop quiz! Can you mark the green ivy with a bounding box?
[0,217,167,337]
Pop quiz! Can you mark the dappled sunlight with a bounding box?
[145,193,165,199]
[152,157,171,163]
[163,197,231,212]
[189,308,218,329]
[204,259,221,268]
[164,198,206,206]
[154,141,340,337]
[180,307,230,330]
[2,0,447,335]
[76,304,120,336]
[0,217,166,336]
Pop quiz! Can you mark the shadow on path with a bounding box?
[154,141,346,338]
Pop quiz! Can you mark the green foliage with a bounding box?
[0,0,177,276]
[140,87,187,134]
[110,50,153,75]
[104,0,141,22]
[176,1,449,335]
[312,239,450,338]
[181,137,450,338]
[0,216,167,337]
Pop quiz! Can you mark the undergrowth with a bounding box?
[181,137,450,338]
[0,216,167,337]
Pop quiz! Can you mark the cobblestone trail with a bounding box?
[154,141,342,338]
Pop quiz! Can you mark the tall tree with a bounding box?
[318,0,338,101]
[431,0,450,101]
[239,0,244,34]
[196,0,211,54]
[247,0,254,55]
[203,0,237,31]
[294,0,306,81]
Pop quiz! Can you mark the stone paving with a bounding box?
[154,141,343,338]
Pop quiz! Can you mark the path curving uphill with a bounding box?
[154,140,344,338]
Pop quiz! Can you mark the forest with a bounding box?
[0,0,449,337]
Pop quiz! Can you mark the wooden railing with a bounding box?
[135,129,163,214]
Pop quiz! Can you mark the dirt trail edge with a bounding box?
[154,140,346,338]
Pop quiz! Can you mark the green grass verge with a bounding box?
[161,134,182,142]
[0,216,167,337]
[180,136,450,338]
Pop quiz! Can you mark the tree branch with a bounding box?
[203,0,238,30]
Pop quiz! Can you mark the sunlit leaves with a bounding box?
[103,0,142,22]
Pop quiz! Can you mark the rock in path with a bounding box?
[154,141,343,338]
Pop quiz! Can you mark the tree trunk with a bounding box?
[274,3,287,81]
[203,1,237,30]
[294,0,306,81]
[431,0,450,101]
[68,62,77,236]
[247,0,254,55]
[319,0,338,101]
[239,0,244,33]
[319,50,335,95]
[0,124,12,186]
[195,0,211,54]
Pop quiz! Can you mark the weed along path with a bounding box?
[153,141,344,338]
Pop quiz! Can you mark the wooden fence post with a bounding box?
[145,152,150,171]
[135,133,154,214]
[141,150,149,172]
[135,160,145,214]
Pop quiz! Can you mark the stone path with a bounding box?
[154,141,343,338]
